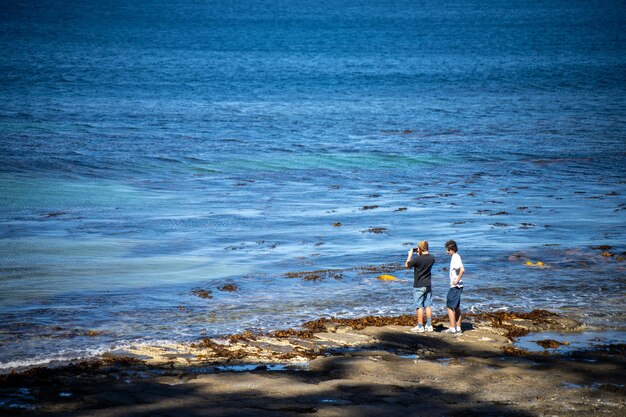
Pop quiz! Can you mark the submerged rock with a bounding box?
[377,274,397,281]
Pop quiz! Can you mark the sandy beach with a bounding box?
[2,310,624,416]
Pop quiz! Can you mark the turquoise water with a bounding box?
[0,0,625,370]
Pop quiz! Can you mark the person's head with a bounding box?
[418,240,429,253]
[445,240,458,254]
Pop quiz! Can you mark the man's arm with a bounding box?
[452,265,465,286]
[405,248,415,268]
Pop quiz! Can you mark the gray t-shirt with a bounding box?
[408,253,435,288]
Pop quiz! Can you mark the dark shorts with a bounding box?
[446,287,463,309]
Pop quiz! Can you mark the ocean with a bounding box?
[1,0,625,370]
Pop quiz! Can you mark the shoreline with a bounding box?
[1,310,625,416]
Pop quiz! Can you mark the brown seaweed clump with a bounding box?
[490,222,509,228]
[44,211,67,218]
[342,315,419,329]
[311,315,423,333]
[466,310,559,339]
[270,328,317,339]
[269,309,577,346]
[270,314,445,339]
[284,263,405,283]
[229,331,257,343]
[352,263,405,274]
[218,284,238,292]
[362,227,387,234]
[536,339,567,349]
[193,335,321,362]
[284,269,343,281]
[501,346,531,356]
[269,317,343,339]
[276,349,320,360]
[191,338,248,360]
[191,288,213,299]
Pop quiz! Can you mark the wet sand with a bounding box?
[1,311,624,416]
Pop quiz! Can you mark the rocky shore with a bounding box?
[1,310,624,416]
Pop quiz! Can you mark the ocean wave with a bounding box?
[214,153,454,172]
[0,347,109,374]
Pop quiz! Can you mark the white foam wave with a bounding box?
[0,346,108,373]
[0,338,183,373]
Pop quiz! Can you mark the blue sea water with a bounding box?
[0,0,625,370]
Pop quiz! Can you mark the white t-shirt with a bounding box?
[449,253,464,288]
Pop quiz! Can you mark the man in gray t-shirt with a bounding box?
[405,241,435,333]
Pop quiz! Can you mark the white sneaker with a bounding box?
[455,327,462,334]
[410,325,425,333]
[425,325,434,332]
[442,328,457,334]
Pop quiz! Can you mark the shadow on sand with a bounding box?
[3,328,625,417]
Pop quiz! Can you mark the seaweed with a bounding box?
[301,314,427,333]
[352,263,404,274]
[490,222,509,228]
[270,328,316,339]
[284,269,343,281]
[229,331,256,343]
[283,263,405,282]
[362,227,387,234]
[191,288,213,299]
[536,339,566,349]
[501,346,531,356]
[0,356,144,387]
[191,338,248,360]
[44,211,67,218]
[466,310,559,339]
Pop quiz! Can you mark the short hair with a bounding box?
[445,240,458,252]
[418,240,429,251]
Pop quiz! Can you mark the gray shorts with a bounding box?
[413,286,432,309]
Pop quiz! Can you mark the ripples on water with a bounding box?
[0,0,625,369]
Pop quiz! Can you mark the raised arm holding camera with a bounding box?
[405,240,435,333]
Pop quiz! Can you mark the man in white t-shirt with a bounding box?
[443,240,465,334]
